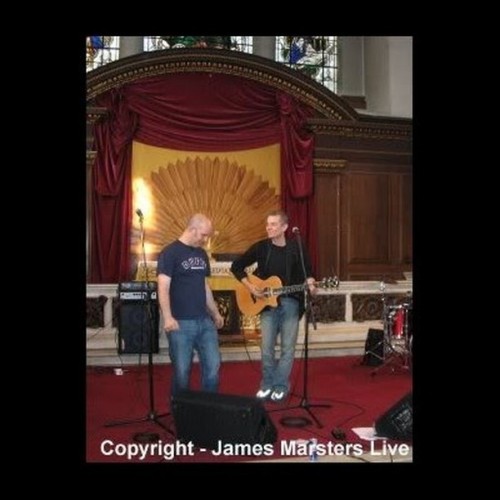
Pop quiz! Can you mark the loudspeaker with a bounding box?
[118,301,159,354]
[375,392,412,441]
[172,390,277,450]
[363,328,384,366]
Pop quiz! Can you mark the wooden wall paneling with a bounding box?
[401,173,413,265]
[345,172,391,280]
[389,171,412,269]
[389,173,399,266]
[315,171,341,280]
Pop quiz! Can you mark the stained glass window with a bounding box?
[86,36,119,72]
[230,36,253,53]
[144,36,168,51]
[144,36,252,52]
[86,36,339,90]
[275,36,338,93]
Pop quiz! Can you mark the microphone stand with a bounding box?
[105,210,172,440]
[277,228,331,429]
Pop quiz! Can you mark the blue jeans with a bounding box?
[166,317,221,397]
[260,297,299,393]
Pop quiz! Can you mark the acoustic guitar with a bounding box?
[234,275,339,316]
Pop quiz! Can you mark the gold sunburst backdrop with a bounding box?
[131,156,279,261]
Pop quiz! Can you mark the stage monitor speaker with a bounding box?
[118,301,159,354]
[363,328,384,366]
[375,392,412,441]
[172,390,277,450]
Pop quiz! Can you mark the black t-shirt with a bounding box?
[231,238,313,317]
[266,244,287,284]
[231,238,312,286]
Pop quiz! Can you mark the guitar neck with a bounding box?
[236,276,338,316]
[271,283,307,296]
[270,278,338,296]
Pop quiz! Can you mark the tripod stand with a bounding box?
[278,294,331,428]
[276,228,331,429]
[105,209,171,440]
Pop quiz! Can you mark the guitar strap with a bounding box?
[284,240,292,285]
[287,240,306,318]
[264,240,272,275]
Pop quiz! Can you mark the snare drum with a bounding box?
[386,304,412,340]
[392,307,405,339]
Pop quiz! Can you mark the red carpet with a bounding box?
[86,355,412,463]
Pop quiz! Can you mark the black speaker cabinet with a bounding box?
[118,301,159,354]
[375,392,413,441]
[363,328,384,366]
[172,390,277,450]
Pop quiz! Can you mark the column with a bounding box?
[337,36,364,97]
[119,36,144,58]
[363,36,412,118]
[387,37,412,118]
[253,36,276,60]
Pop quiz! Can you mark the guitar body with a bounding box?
[234,274,338,316]
[234,275,283,316]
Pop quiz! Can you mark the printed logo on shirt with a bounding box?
[181,257,207,270]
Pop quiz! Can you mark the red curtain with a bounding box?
[90,72,317,283]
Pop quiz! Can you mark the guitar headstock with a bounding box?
[318,276,339,290]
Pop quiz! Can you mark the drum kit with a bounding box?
[371,283,413,375]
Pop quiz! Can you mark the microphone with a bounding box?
[136,209,143,219]
[292,227,300,234]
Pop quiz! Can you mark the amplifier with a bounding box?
[375,392,412,440]
[118,281,157,301]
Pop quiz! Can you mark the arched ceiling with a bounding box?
[86,48,359,122]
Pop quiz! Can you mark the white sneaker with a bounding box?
[256,388,272,399]
[271,390,286,402]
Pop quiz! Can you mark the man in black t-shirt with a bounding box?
[231,210,317,403]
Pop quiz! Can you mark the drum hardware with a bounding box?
[369,282,413,376]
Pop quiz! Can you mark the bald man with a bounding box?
[157,214,224,398]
